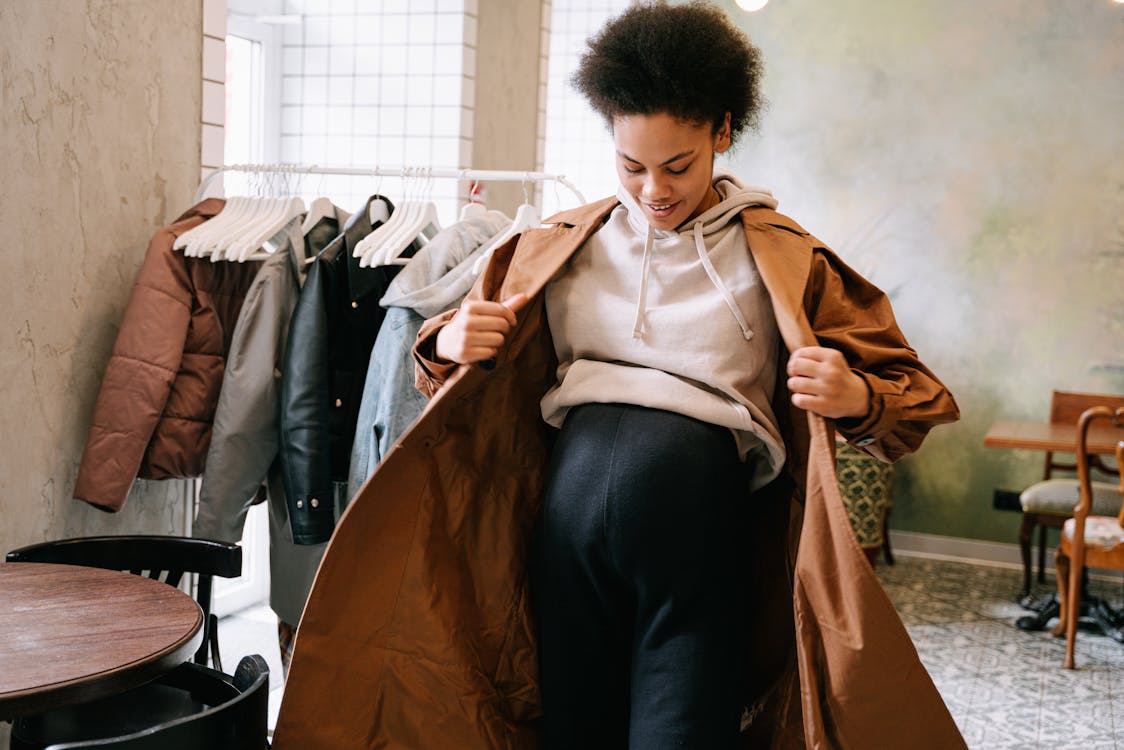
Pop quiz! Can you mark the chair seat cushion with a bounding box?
[1063,515,1124,551]
[1019,479,1120,516]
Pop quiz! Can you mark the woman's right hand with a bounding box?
[435,293,528,364]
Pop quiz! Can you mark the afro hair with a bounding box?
[572,1,765,145]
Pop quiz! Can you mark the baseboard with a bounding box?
[888,530,1123,582]
[888,530,1034,571]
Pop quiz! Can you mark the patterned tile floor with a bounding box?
[878,556,1124,750]
[218,556,1124,747]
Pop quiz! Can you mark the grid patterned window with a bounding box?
[539,0,634,216]
[229,0,477,225]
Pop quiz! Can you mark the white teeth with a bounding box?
[650,204,671,211]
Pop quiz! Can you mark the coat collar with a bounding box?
[317,194,404,301]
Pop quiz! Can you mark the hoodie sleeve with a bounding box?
[804,247,960,463]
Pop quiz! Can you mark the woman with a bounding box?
[272,3,963,749]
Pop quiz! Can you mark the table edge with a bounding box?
[0,599,204,720]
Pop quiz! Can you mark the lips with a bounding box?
[644,201,679,220]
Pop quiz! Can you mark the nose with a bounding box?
[640,172,670,202]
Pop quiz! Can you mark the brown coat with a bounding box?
[74,199,261,511]
[272,200,964,749]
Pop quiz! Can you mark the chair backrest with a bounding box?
[1044,391,1124,479]
[5,536,241,668]
[40,655,269,750]
[1075,406,1124,525]
[1050,391,1124,427]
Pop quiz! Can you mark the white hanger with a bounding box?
[374,169,443,267]
[366,170,441,267]
[301,196,335,236]
[471,180,540,275]
[179,196,254,256]
[353,169,412,261]
[373,203,440,267]
[222,169,296,261]
[212,196,282,261]
[356,194,401,263]
[356,169,428,267]
[195,171,282,259]
[236,196,307,262]
[460,180,487,221]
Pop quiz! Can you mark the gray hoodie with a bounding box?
[346,210,511,500]
[541,171,786,488]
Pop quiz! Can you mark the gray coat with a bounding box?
[193,209,346,626]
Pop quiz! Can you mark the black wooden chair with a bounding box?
[5,535,241,671]
[35,655,270,750]
[6,536,245,749]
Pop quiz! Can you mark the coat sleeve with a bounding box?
[804,247,960,463]
[279,258,335,545]
[412,308,461,399]
[73,229,195,511]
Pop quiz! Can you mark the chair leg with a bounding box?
[863,547,879,569]
[881,508,894,566]
[1037,523,1048,584]
[1052,549,1069,638]
[1018,513,1035,599]
[208,613,223,673]
[1065,550,1083,670]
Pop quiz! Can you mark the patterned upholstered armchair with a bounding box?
[836,436,895,568]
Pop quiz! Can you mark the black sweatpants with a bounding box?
[530,402,750,750]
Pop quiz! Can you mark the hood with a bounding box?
[379,210,511,319]
[615,170,779,340]
[615,169,778,240]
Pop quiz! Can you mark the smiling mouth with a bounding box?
[645,202,678,215]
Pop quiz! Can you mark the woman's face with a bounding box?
[613,111,731,231]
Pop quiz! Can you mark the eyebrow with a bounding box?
[617,149,695,166]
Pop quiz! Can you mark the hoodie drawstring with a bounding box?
[692,221,754,341]
[632,224,655,339]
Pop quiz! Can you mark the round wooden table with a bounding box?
[0,562,204,719]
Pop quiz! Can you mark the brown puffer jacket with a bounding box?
[74,199,262,512]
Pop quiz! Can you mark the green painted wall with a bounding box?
[716,0,1124,542]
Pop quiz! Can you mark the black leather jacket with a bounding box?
[279,196,417,544]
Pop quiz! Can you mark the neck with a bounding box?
[680,184,720,228]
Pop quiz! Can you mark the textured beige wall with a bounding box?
[720,0,1124,542]
[0,0,203,557]
[472,0,545,214]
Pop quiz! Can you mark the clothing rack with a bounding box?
[194,163,587,206]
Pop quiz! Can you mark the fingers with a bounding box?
[502,292,528,314]
[462,298,518,328]
[436,294,529,364]
[786,346,870,419]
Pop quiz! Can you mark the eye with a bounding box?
[666,164,689,175]
[623,164,644,174]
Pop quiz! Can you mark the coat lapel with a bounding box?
[497,196,619,301]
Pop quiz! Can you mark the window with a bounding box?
[539,0,634,216]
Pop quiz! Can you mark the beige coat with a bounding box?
[273,199,964,749]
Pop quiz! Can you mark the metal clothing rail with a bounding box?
[194,163,587,205]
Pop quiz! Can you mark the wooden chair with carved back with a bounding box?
[1053,405,1124,669]
[1017,391,1124,600]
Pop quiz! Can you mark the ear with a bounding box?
[714,112,732,153]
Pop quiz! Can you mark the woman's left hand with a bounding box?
[786,346,871,420]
